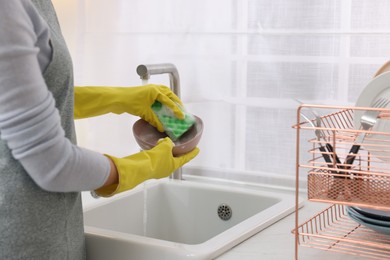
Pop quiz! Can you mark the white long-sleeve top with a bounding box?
[0,0,110,192]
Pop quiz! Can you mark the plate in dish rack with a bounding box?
[353,206,390,221]
[347,207,390,236]
[347,207,390,227]
[374,60,390,77]
[354,71,390,162]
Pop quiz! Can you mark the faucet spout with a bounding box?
[136,63,180,98]
[136,63,183,180]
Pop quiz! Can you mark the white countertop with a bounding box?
[217,201,371,260]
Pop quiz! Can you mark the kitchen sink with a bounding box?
[83,177,297,260]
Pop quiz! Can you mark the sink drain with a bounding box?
[217,203,232,221]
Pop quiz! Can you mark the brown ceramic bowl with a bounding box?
[132,116,203,156]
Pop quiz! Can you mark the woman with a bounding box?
[0,0,199,259]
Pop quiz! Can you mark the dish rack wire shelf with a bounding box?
[293,104,390,260]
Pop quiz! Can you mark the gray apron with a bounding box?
[0,1,85,259]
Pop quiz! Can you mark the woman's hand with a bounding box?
[94,138,199,197]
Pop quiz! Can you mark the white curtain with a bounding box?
[54,0,390,183]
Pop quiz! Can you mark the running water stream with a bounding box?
[143,182,148,236]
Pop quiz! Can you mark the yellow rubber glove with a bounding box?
[74,85,184,132]
[94,138,199,197]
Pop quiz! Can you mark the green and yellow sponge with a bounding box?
[151,101,195,141]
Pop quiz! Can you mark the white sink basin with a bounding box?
[83,178,296,260]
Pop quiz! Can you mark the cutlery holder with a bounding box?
[295,106,390,209]
[307,171,390,208]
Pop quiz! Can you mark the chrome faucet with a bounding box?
[136,63,183,180]
[136,63,180,97]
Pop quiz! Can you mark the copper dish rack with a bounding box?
[293,104,390,259]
